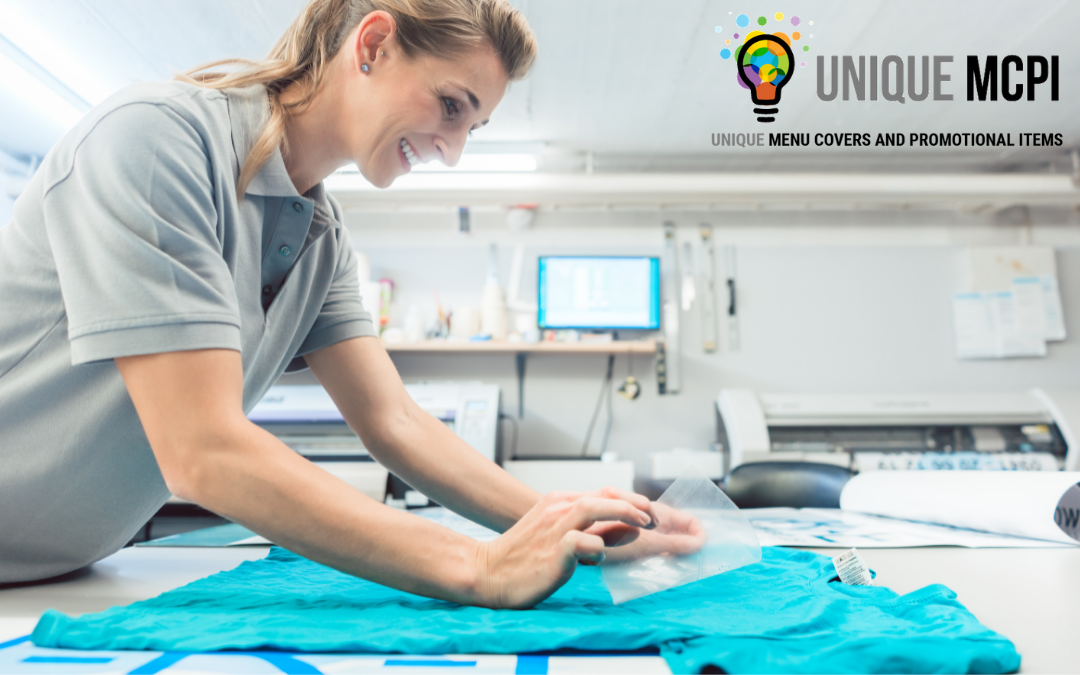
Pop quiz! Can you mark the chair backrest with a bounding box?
[722,461,854,509]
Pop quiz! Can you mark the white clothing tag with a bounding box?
[833,548,873,586]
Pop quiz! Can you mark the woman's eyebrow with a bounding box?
[448,81,480,110]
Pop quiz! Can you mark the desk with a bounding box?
[2,546,1077,674]
[802,546,1080,675]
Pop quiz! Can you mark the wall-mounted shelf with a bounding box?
[385,339,658,418]
[383,339,657,355]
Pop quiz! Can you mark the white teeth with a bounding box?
[400,138,420,166]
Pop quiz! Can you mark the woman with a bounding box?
[0,0,694,607]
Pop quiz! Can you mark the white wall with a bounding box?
[281,207,1080,474]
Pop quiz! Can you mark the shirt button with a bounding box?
[280,245,292,257]
[292,201,304,212]
[262,285,272,295]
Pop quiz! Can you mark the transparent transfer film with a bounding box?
[601,466,762,604]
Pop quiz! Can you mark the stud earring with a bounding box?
[380,51,386,56]
[361,63,370,72]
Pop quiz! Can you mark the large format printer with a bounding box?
[716,389,1080,474]
[248,382,502,504]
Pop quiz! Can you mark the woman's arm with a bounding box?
[116,347,655,608]
[305,336,538,533]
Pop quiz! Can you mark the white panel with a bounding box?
[317,462,388,503]
[717,389,770,468]
[1032,389,1080,472]
[759,392,1052,426]
[504,460,634,494]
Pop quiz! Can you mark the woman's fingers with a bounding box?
[562,497,652,532]
[584,521,641,547]
[561,530,605,563]
[594,487,658,528]
[545,487,658,529]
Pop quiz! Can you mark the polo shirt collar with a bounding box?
[226,85,305,200]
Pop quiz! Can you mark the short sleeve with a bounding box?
[287,225,378,371]
[43,103,241,365]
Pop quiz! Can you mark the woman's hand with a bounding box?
[473,487,657,609]
[587,502,707,565]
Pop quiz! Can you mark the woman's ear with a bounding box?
[354,10,396,71]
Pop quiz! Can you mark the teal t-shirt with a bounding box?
[32,546,1020,674]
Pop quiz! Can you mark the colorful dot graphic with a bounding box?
[721,11,819,92]
[737,29,792,94]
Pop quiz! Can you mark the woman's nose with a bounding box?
[433,134,466,168]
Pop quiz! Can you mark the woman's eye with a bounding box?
[443,97,460,117]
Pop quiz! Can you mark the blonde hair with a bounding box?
[177,0,537,195]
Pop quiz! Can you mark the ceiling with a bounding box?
[1,0,1077,174]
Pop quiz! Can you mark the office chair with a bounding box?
[722,461,855,508]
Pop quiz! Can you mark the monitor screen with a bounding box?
[537,256,661,330]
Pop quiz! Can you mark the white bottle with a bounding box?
[481,283,508,340]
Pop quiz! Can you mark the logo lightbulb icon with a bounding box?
[737,33,795,123]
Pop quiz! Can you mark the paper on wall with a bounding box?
[957,247,1066,357]
[966,246,1058,290]
[952,293,997,359]
[1038,275,1067,341]
[952,291,1047,359]
[1010,277,1048,340]
[993,290,1048,357]
[840,471,1080,545]
[1011,275,1066,342]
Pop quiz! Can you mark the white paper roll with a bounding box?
[840,471,1080,545]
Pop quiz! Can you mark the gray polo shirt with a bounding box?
[0,82,377,583]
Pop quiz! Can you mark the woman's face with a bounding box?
[341,19,510,188]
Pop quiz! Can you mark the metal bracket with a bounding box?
[699,224,718,353]
[660,222,682,393]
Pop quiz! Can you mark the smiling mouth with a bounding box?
[400,138,420,168]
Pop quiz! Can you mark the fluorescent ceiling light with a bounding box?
[0,4,110,107]
[0,43,83,130]
[323,172,1080,210]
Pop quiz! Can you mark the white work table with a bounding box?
[1,546,1078,674]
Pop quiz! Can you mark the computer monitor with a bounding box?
[537,256,661,330]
